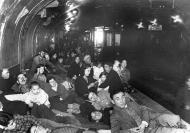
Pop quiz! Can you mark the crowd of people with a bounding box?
[0,43,190,133]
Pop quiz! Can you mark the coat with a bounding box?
[99,69,123,93]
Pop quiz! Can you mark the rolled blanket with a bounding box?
[4,94,25,102]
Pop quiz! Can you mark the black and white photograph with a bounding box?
[0,0,190,132]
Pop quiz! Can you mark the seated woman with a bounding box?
[120,59,130,84]
[97,72,109,91]
[44,76,77,112]
[50,52,58,64]
[32,64,47,82]
[68,56,82,80]
[30,51,47,75]
[120,59,134,93]
[75,65,98,100]
[45,76,69,101]
[55,56,67,77]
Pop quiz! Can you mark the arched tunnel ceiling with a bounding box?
[1,0,190,35]
[0,0,190,34]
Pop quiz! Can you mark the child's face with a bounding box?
[84,67,91,76]
[31,85,40,95]
[45,54,50,61]
[100,75,106,82]
[49,79,57,88]
[38,67,44,74]
[121,60,127,68]
[88,92,98,102]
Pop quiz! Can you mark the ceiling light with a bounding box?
[70,17,75,21]
[150,18,158,26]
[171,15,183,23]
[72,9,78,15]
[137,22,144,29]
[65,25,70,31]
[67,12,73,18]
[66,1,72,6]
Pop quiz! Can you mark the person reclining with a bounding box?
[110,88,190,133]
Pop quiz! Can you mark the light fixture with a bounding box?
[171,15,183,23]
[70,17,75,21]
[72,9,78,15]
[137,22,144,29]
[64,0,81,33]
[66,1,72,7]
[67,12,73,18]
[148,18,162,31]
[150,18,158,26]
